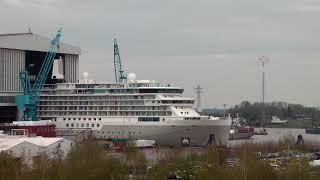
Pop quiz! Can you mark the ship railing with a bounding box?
[56,128,92,142]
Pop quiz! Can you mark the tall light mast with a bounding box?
[194,85,203,112]
[113,38,127,82]
[257,56,270,126]
[257,56,270,103]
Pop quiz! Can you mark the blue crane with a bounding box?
[113,38,127,82]
[15,28,62,121]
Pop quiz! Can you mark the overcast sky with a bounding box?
[1,0,320,108]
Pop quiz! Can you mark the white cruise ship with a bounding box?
[37,77,231,147]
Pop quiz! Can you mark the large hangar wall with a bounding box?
[0,48,25,92]
[0,49,80,92]
[65,54,79,83]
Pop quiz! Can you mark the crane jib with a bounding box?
[113,38,127,83]
[15,28,62,121]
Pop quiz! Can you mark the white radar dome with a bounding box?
[127,73,137,81]
[82,72,89,80]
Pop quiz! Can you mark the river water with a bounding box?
[228,128,320,147]
[116,128,320,163]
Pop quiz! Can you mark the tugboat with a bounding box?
[229,115,254,140]
[229,126,254,140]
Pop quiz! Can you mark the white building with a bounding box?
[0,134,73,164]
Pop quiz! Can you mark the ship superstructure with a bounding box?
[37,79,231,146]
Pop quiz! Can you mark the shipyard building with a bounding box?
[0,32,81,123]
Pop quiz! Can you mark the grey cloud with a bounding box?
[1,0,320,107]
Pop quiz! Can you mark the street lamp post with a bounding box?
[223,104,227,117]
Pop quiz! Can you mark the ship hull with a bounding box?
[55,119,231,147]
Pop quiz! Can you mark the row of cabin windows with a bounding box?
[138,117,160,122]
[60,131,142,135]
[184,117,201,120]
[138,89,183,94]
[66,123,100,128]
[97,131,141,134]
[63,117,102,121]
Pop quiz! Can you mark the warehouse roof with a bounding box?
[22,137,65,147]
[0,32,81,55]
[0,135,67,151]
[0,138,25,151]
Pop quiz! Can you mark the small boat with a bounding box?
[228,115,254,140]
[254,128,268,135]
[305,127,320,134]
[229,126,254,140]
[271,116,288,124]
[133,140,155,148]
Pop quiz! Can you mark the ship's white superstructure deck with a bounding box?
[38,80,231,146]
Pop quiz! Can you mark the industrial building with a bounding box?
[0,134,73,164]
[0,32,81,122]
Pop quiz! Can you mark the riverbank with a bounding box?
[2,135,320,180]
[264,119,313,129]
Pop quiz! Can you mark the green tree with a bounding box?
[63,141,126,180]
[0,152,26,180]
